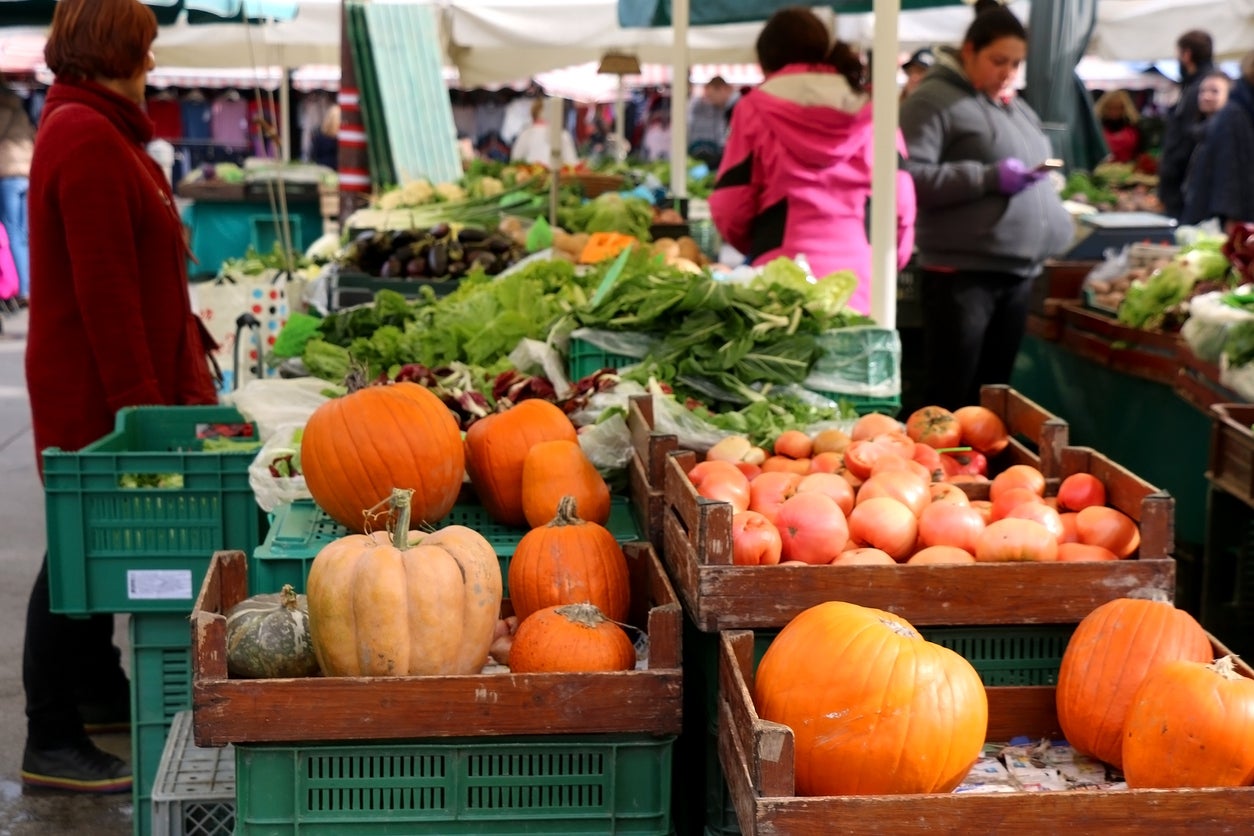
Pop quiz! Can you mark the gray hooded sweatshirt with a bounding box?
[899,46,1073,278]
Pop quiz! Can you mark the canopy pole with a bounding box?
[868,0,899,328]
[280,67,293,163]
[614,75,627,161]
[669,0,689,200]
[548,96,562,227]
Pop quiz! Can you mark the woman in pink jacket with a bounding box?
[710,6,916,316]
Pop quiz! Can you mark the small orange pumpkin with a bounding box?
[508,603,635,673]
[521,439,611,527]
[1056,596,1212,768]
[465,399,578,526]
[507,496,630,622]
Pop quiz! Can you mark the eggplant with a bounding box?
[457,227,490,244]
[486,234,513,254]
[405,258,426,278]
[429,222,451,240]
[469,250,497,272]
[380,256,404,278]
[394,244,415,263]
[387,229,419,249]
[427,242,449,276]
[447,260,468,278]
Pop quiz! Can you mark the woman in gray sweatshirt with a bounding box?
[899,2,1072,411]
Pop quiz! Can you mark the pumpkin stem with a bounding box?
[549,496,583,528]
[1128,589,1172,603]
[1208,655,1243,680]
[555,602,611,628]
[279,584,299,610]
[343,358,371,393]
[389,488,413,549]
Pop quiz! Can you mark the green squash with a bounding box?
[225,584,321,679]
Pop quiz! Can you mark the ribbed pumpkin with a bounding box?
[306,489,502,676]
[301,380,463,532]
[508,603,636,673]
[224,585,320,679]
[465,399,578,526]
[1056,596,1212,768]
[754,601,988,796]
[507,496,630,622]
[521,439,611,527]
[1123,656,1254,788]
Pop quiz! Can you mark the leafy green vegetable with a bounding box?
[1118,263,1196,330]
[558,193,654,241]
[1225,320,1254,368]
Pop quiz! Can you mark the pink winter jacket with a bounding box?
[709,65,916,315]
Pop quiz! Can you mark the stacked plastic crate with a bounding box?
[1203,403,1254,661]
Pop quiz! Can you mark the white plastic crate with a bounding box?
[152,711,235,836]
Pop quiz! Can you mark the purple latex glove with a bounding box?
[996,158,1046,195]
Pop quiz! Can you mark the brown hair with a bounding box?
[826,41,865,93]
[1177,30,1214,68]
[964,0,1027,53]
[1242,51,1254,85]
[44,0,158,82]
[756,6,831,75]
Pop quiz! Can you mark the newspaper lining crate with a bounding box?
[152,711,235,836]
[131,612,195,836]
[192,546,682,747]
[42,405,264,615]
[717,629,1254,835]
[1207,403,1254,509]
[250,495,643,595]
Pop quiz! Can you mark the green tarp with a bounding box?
[617,0,964,28]
[0,0,298,27]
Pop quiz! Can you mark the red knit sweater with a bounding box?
[25,80,218,471]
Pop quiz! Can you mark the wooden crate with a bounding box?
[627,395,678,553]
[191,543,682,747]
[1175,343,1242,413]
[717,629,1254,836]
[662,442,1175,632]
[1058,303,1181,386]
[1033,259,1099,314]
[1208,403,1254,510]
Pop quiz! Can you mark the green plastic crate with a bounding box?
[43,405,265,615]
[1202,484,1254,661]
[130,612,195,836]
[234,735,674,835]
[567,336,639,382]
[250,497,642,596]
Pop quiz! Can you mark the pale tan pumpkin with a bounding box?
[306,489,502,677]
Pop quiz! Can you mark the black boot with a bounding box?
[21,740,132,794]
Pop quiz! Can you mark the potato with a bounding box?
[676,236,703,264]
[671,257,703,274]
[652,238,680,260]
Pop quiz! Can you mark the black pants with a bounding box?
[23,555,129,749]
[917,268,1034,412]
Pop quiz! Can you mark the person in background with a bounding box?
[640,110,671,162]
[709,6,916,315]
[1094,89,1142,163]
[900,48,935,100]
[0,77,33,308]
[1194,69,1232,129]
[310,103,340,170]
[1158,29,1216,219]
[510,98,577,167]
[1181,54,1254,231]
[687,76,732,166]
[22,0,221,793]
[898,0,1072,412]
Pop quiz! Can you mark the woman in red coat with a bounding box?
[21,0,219,793]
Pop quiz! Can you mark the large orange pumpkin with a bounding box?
[507,496,629,622]
[521,439,611,527]
[508,603,636,673]
[754,601,988,796]
[1055,596,1212,768]
[301,381,463,532]
[465,399,578,526]
[305,489,502,676]
[1122,656,1254,788]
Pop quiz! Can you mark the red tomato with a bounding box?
[906,406,963,449]
[773,430,814,460]
[929,482,970,506]
[990,486,1044,521]
[872,431,917,459]
[953,406,1009,455]
[842,440,893,481]
[811,428,851,455]
[1075,506,1140,558]
[1056,542,1119,562]
[989,464,1046,501]
[917,502,986,553]
[687,461,750,512]
[857,470,930,518]
[748,471,802,526]
[907,545,977,565]
[831,548,897,566]
[734,462,762,481]
[796,472,856,517]
[1058,512,1080,544]
[969,499,994,525]
[975,518,1059,562]
[761,455,812,475]
[1057,473,1107,512]
[1005,502,1065,542]
[775,492,849,564]
[911,442,944,478]
[848,496,918,561]
[870,454,933,483]
[940,450,988,478]
[808,452,844,474]
[731,510,783,566]
[851,412,903,441]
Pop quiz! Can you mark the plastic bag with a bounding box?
[509,337,572,398]
[1220,353,1254,402]
[577,413,633,474]
[1181,288,1254,363]
[802,326,901,398]
[248,423,311,512]
[568,327,658,361]
[565,380,733,454]
[1083,246,1130,289]
[223,377,333,442]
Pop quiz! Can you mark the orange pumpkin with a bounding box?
[465,399,578,526]
[754,601,988,796]
[507,496,629,622]
[301,381,463,532]
[521,439,611,527]
[1122,656,1254,788]
[508,603,635,673]
[1056,596,1212,768]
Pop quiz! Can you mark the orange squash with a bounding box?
[465,399,578,526]
[507,496,629,622]
[521,439,611,527]
[508,603,635,673]
[578,231,637,264]
[1055,596,1212,768]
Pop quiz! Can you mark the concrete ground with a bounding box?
[0,309,132,835]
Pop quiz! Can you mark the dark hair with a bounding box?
[827,41,866,93]
[963,1,1027,53]
[1177,30,1214,67]
[1201,68,1232,86]
[1243,50,1254,86]
[756,6,830,75]
[44,0,157,82]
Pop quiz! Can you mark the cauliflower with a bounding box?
[433,181,467,203]
[376,189,406,211]
[471,176,505,199]
[400,179,435,205]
